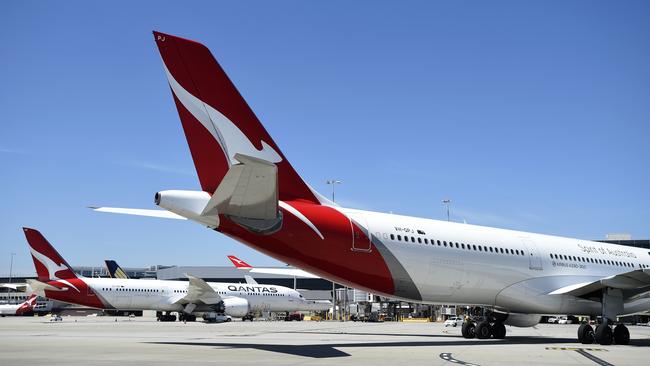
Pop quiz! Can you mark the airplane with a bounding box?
[227,255,318,279]
[93,31,650,344]
[104,260,130,279]
[22,228,331,322]
[0,294,38,317]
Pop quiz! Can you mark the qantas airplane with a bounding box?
[0,294,38,317]
[94,31,650,344]
[22,228,330,321]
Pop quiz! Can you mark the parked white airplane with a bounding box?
[94,31,650,344]
[0,294,38,317]
[22,228,330,321]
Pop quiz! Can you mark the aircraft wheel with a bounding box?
[577,323,594,344]
[613,324,630,345]
[492,322,506,339]
[461,321,475,339]
[475,321,492,339]
[595,324,613,345]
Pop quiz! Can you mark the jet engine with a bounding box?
[215,298,250,317]
[503,313,541,327]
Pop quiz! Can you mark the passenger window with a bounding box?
[489,247,494,253]
[411,237,415,243]
[397,235,401,241]
[443,241,447,247]
[473,245,477,250]
[417,238,422,244]
[390,234,395,240]
[437,240,441,246]
[478,246,483,251]
[500,248,504,254]
[424,238,428,244]
[455,243,459,249]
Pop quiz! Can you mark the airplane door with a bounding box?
[349,213,372,252]
[520,238,543,270]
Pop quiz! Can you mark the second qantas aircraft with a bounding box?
[23,228,329,321]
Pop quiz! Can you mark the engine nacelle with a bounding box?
[503,313,541,327]
[218,297,250,318]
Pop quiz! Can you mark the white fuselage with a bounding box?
[0,304,22,316]
[345,207,650,316]
[82,278,326,313]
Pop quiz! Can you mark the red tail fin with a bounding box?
[16,294,38,315]
[227,255,252,269]
[153,31,321,204]
[22,228,77,282]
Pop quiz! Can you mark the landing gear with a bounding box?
[461,319,506,339]
[178,313,196,322]
[461,321,475,339]
[577,323,595,344]
[595,323,613,345]
[613,324,630,345]
[492,322,506,339]
[475,321,492,339]
[156,311,177,322]
[576,287,632,345]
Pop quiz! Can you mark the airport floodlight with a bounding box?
[326,180,343,203]
[442,199,452,222]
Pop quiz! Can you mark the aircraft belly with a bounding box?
[495,275,603,314]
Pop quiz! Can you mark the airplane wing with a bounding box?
[90,207,187,220]
[549,268,650,297]
[1,283,29,292]
[244,275,258,285]
[181,274,221,305]
[248,268,320,278]
[227,255,320,279]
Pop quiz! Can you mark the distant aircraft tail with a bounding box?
[152,31,322,204]
[227,255,252,269]
[22,228,78,282]
[15,294,38,315]
[104,260,130,279]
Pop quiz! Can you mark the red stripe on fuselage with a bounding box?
[217,202,395,296]
[44,278,106,309]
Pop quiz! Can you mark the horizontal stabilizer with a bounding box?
[90,207,187,220]
[550,269,650,297]
[26,279,66,296]
[182,274,221,305]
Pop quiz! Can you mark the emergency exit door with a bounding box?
[349,213,372,252]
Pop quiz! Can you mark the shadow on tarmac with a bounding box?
[148,336,650,358]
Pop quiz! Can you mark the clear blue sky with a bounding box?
[2,1,649,276]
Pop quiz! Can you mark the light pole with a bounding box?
[326,179,342,319]
[9,252,15,283]
[442,199,451,222]
[326,179,342,203]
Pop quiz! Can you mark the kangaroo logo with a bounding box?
[29,247,80,293]
[163,63,283,167]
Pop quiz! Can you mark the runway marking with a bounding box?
[546,347,613,366]
[545,347,607,352]
[575,349,615,366]
[439,353,480,366]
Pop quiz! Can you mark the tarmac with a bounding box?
[1,314,649,366]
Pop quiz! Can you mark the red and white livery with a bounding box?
[95,32,650,344]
